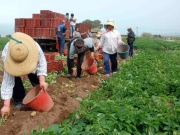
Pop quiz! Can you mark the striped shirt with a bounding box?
[1,42,47,100]
[99,30,122,54]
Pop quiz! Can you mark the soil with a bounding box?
[0,50,137,135]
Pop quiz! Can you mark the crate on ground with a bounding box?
[44,52,55,62]
[47,59,64,73]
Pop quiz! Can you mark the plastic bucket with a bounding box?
[117,45,129,59]
[22,85,54,112]
[81,58,97,75]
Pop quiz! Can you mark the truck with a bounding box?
[15,10,90,52]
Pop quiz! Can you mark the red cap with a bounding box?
[62,20,65,23]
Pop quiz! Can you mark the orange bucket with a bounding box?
[22,85,54,112]
[81,58,97,75]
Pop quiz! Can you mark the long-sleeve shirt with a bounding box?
[69,37,94,59]
[1,42,47,100]
[99,30,122,54]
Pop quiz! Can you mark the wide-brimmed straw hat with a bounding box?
[96,31,102,37]
[4,32,38,76]
[104,18,117,29]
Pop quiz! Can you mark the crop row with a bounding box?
[28,39,180,134]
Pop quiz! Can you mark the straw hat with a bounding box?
[4,32,38,76]
[104,18,117,29]
[96,31,102,37]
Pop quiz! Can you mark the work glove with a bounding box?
[1,99,10,119]
[39,76,48,91]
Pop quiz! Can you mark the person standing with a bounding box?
[65,13,69,21]
[1,32,48,118]
[70,13,77,39]
[66,37,95,78]
[126,28,135,57]
[86,28,92,38]
[57,20,67,56]
[95,18,125,76]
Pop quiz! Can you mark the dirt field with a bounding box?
[0,51,136,135]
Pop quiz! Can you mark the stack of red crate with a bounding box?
[44,52,64,73]
[76,23,90,39]
[15,10,69,39]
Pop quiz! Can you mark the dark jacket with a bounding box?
[127,31,135,43]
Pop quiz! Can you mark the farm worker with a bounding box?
[73,27,87,38]
[65,13,69,21]
[126,28,135,57]
[57,19,67,56]
[66,37,95,78]
[96,31,103,40]
[86,28,92,38]
[0,32,48,119]
[70,13,77,39]
[95,18,125,77]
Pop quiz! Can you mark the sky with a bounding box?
[0,0,180,36]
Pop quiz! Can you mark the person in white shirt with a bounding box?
[95,18,125,76]
[1,32,48,119]
[70,13,77,38]
[65,13,69,21]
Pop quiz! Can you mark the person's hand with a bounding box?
[120,41,125,45]
[1,106,10,119]
[1,99,10,118]
[39,76,48,91]
[72,68,77,77]
[40,81,48,91]
[90,52,95,60]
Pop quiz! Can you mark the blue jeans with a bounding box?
[70,25,75,37]
[57,36,65,56]
[103,52,117,74]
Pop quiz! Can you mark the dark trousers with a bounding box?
[128,42,133,57]
[13,73,39,104]
[67,42,85,78]
[57,36,65,56]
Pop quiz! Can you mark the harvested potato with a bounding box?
[31,111,37,117]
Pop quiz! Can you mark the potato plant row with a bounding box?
[21,39,180,134]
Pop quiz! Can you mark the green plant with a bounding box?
[46,71,59,85]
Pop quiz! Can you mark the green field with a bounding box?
[27,38,180,135]
[0,37,9,51]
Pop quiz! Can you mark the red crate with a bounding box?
[15,18,25,27]
[65,21,70,30]
[35,28,41,37]
[40,10,52,18]
[65,30,70,39]
[51,12,61,18]
[25,28,36,37]
[32,14,40,18]
[44,53,55,62]
[15,27,25,33]
[41,18,61,27]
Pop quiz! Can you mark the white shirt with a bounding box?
[1,42,47,100]
[99,30,122,54]
[70,16,77,26]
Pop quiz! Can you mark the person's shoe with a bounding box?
[113,72,117,74]
[105,74,110,77]
[66,74,72,78]
[14,103,24,110]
